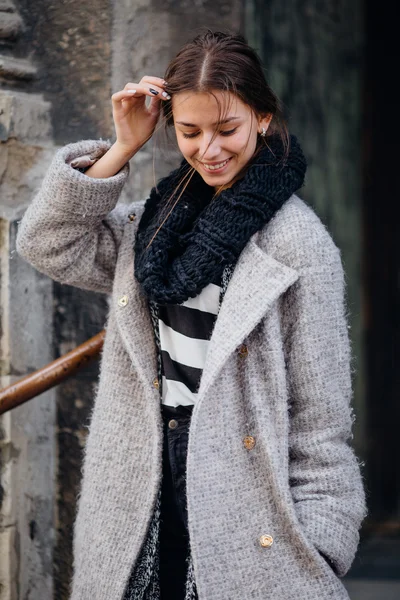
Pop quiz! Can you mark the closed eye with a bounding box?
[182,127,238,139]
[182,131,200,139]
[220,128,237,136]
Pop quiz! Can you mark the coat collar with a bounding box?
[115,228,298,400]
[197,235,299,400]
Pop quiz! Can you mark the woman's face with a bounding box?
[172,90,272,188]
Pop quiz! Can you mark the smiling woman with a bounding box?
[161,31,287,193]
[16,29,366,600]
[172,92,272,188]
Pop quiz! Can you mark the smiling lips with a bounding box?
[201,157,232,172]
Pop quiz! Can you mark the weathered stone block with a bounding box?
[0,218,55,600]
[0,91,51,144]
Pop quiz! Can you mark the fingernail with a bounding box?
[163,81,168,85]
[149,88,159,95]
[126,89,136,94]
[162,91,169,98]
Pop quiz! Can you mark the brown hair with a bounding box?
[148,30,288,247]
[162,30,288,153]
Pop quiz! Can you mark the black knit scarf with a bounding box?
[134,134,307,305]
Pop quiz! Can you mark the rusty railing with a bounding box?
[0,330,105,415]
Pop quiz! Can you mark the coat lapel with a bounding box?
[114,240,158,402]
[114,222,298,405]
[198,237,299,401]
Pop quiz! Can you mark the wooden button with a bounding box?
[128,213,136,222]
[243,436,256,450]
[153,378,159,390]
[259,534,274,548]
[168,419,178,429]
[238,344,248,358]
[118,295,128,307]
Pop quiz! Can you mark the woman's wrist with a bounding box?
[84,141,138,179]
[113,140,142,161]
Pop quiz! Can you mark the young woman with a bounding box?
[17,31,366,600]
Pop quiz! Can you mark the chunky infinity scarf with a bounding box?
[134,134,307,305]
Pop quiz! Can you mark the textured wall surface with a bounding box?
[1,3,57,599]
[14,0,113,144]
[0,91,54,220]
[1,5,57,589]
[0,218,55,600]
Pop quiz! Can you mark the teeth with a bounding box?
[203,159,229,171]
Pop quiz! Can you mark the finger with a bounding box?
[148,95,162,116]
[140,82,170,100]
[140,76,168,88]
[123,81,139,90]
[112,84,170,103]
[130,79,169,99]
[112,88,139,103]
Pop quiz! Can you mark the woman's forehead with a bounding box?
[172,90,251,124]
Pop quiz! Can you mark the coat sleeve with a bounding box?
[281,227,367,578]
[16,139,132,295]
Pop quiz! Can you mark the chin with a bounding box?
[197,172,234,187]
[200,173,223,183]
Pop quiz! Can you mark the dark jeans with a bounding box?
[159,404,193,600]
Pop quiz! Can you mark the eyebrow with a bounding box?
[175,116,241,127]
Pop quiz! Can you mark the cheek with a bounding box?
[230,127,257,154]
[176,137,196,159]
[232,134,257,161]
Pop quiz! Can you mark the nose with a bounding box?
[199,135,221,161]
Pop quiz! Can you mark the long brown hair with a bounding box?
[148,30,289,248]
[162,30,288,147]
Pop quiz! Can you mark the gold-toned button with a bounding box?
[153,378,159,389]
[243,436,256,450]
[168,419,178,429]
[238,344,248,358]
[259,534,274,548]
[118,295,128,307]
[128,213,136,222]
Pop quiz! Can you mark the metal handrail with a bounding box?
[0,330,105,415]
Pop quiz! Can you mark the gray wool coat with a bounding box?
[17,140,367,600]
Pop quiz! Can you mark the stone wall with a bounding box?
[1,3,58,597]
[0,220,55,600]
[14,0,113,144]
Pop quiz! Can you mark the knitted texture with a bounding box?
[134,134,307,304]
[16,139,130,295]
[124,489,161,600]
[16,140,367,600]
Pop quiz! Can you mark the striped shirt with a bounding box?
[158,274,222,408]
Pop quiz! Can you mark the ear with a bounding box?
[258,113,273,134]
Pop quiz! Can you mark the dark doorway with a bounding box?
[352,0,400,579]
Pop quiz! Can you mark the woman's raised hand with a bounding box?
[111,76,170,156]
[83,76,170,179]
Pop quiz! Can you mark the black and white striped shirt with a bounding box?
[158,274,222,408]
